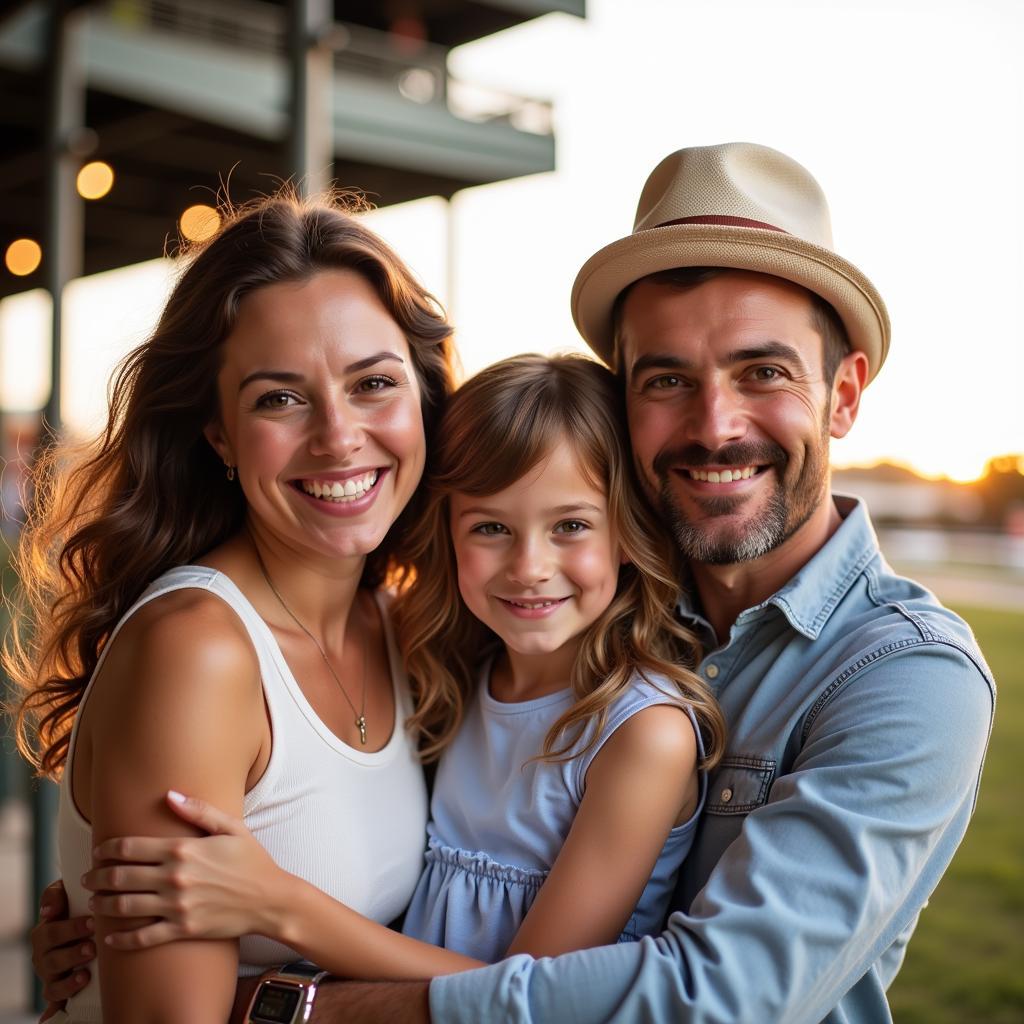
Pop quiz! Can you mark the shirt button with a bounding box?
[720,787,733,803]
[704,663,719,679]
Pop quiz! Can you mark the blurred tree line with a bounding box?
[976,455,1024,533]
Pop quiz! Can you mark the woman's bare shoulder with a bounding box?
[96,585,261,712]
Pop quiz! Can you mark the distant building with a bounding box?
[833,465,984,525]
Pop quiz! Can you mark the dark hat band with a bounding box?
[654,214,787,232]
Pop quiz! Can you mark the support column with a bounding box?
[287,0,333,197]
[32,0,86,1010]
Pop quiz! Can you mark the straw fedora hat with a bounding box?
[571,142,890,381]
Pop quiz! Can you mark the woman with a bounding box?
[5,190,464,1022]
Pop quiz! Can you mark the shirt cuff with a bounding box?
[429,956,534,1023]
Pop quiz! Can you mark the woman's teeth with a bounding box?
[300,471,379,502]
[687,466,756,483]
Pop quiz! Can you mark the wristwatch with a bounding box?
[245,961,328,1024]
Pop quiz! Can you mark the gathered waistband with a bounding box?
[424,837,548,891]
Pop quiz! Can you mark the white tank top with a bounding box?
[57,565,428,1022]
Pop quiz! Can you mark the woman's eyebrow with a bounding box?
[238,370,303,391]
[237,353,406,392]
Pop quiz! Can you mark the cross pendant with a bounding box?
[356,715,367,745]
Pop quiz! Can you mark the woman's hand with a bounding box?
[31,879,95,1020]
[82,790,288,950]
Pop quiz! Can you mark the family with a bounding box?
[9,142,994,1023]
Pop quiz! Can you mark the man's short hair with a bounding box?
[611,267,852,385]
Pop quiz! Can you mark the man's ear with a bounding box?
[203,420,233,467]
[829,350,869,440]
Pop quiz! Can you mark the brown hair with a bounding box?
[4,189,455,777]
[612,266,851,383]
[393,354,724,769]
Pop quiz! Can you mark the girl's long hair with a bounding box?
[393,354,725,769]
[4,189,454,778]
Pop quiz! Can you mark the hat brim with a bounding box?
[571,224,890,381]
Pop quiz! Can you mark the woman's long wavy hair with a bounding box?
[4,189,455,778]
[393,354,725,769]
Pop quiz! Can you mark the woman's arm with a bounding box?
[84,593,266,1024]
[505,703,699,958]
[86,792,485,979]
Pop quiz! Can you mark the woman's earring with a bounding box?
[226,464,236,482]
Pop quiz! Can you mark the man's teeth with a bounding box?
[687,466,756,483]
[505,598,563,608]
[301,470,379,502]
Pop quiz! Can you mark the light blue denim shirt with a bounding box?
[430,496,995,1024]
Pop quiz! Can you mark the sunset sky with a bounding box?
[2,0,1022,482]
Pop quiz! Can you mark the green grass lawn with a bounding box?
[888,604,1024,1024]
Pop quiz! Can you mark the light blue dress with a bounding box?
[401,668,706,963]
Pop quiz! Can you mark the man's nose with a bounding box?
[683,381,746,452]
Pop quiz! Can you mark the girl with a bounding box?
[6,190,459,1022]
[77,354,725,975]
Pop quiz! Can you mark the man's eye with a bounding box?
[471,522,508,536]
[750,366,783,382]
[554,519,589,535]
[647,374,682,390]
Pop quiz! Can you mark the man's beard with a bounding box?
[652,429,830,566]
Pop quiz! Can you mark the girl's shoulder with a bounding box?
[604,670,691,724]
[569,671,698,796]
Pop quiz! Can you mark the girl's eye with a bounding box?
[255,391,299,410]
[470,522,509,537]
[356,374,399,394]
[554,519,589,535]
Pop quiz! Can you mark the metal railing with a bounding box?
[104,0,553,134]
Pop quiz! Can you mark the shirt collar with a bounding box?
[676,495,880,642]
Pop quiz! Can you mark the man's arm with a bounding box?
[230,976,430,1024]
[427,643,993,1023]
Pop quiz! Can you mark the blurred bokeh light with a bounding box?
[4,238,42,276]
[179,204,221,242]
[76,160,114,200]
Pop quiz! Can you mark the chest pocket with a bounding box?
[706,756,776,815]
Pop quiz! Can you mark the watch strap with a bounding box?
[276,961,329,982]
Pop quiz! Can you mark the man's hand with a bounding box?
[30,880,95,1020]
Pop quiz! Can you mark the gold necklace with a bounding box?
[251,542,369,745]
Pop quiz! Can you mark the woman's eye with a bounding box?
[255,391,299,409]
[471,522,508,537]
[356,374,398,394]
[554,519,589,535]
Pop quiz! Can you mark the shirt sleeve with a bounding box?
[429,642,993,1023]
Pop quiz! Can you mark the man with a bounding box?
[37,143,994,1023]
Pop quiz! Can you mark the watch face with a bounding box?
[251,982,302,1023]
